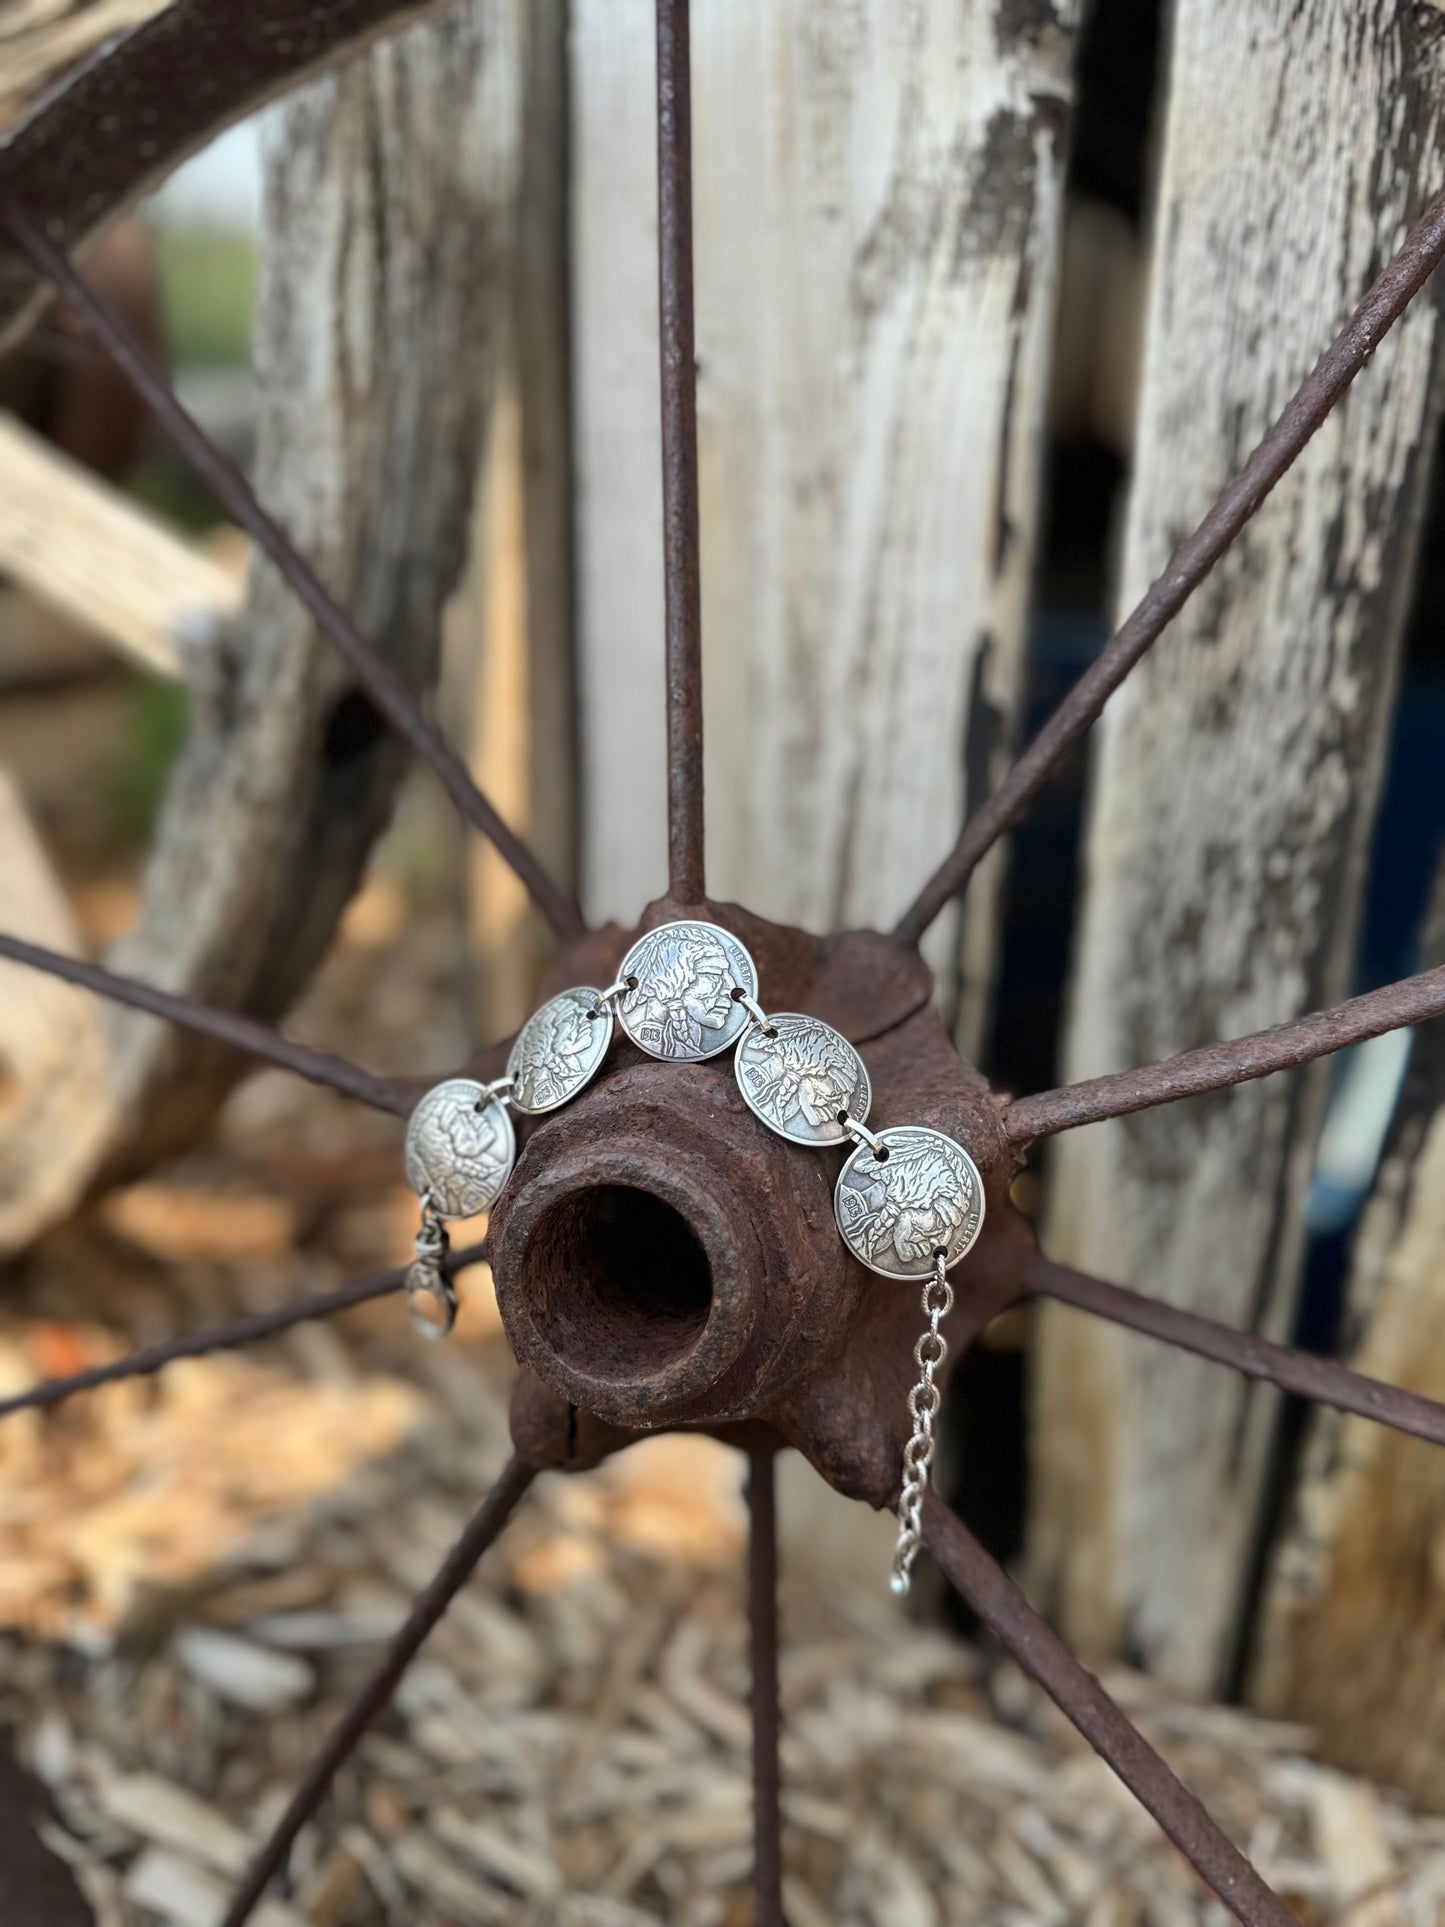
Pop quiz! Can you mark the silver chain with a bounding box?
[406,1195,458,1339]
[406,919,983,1599]
[890,1249,954,1596]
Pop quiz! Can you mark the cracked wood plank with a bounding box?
[1030,0,1445,1692]
[1251,872,1445,1802]
[571,0,1075,1045]
[0,1,519,1242]
[0,411,240,678]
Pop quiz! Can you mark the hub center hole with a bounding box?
[523,1184,713,1383]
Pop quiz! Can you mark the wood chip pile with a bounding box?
[2,1249,1445,1927]
[0,879,1439,1925]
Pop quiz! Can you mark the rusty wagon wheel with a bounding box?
[4,2,1445,1922]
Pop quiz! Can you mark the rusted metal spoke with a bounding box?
[655,0,706,902]
[893,184,1445,948]
[222,1455,535,1927]
[919,1493,1295,1927]
[0,931,412,1117]
[0,0,449,345]
[0,1244,487,1423]
[5,204,585,943]
[1003,963,1445,1144]
[1031,1255,1445,1446]
[746,1445,785,1927]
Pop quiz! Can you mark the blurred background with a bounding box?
[3,0,1445,1921]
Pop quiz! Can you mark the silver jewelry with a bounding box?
[405,1195,459,1339]
[834,1125,984,1282]
[831,1126,980,1592]
[615,919,759,1062]
[890,1251,954,1594]
[840,1113,888,1160]
[404,1077,517,1220]
[735,1011,870,1147]
[508,986,614,1115]
[684,951,982,1594]
[720,987,982,1594]
[403,988,618,1339]
[400,918,984,1592]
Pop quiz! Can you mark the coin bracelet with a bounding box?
[403,918,985,1593]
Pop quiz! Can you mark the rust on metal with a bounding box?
[0,1245,488,1422]
[919,1492,1297,1927]
[0,930,413,1116]
[1004,962,1445,1145]
[1032,1254,1445,1445]
[747,1446,785,1927]
[6,208,586,943]
[655,0,707,904]
[10,2,1445,1920]
[892,183,1445,948]
[222,1454,536,1927]
[0,0,449,350]
[9,666,1436,1927]
[490,895,1024,1507]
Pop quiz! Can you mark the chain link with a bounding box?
[890,1249,954,1596]
[406,1194,458,1339]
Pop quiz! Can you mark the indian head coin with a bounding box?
[616,919,760,1062]
[735,1012,871,1147]
[507,987,613,1114]
[404,1077,517,1219]
[834,1125,985,1281]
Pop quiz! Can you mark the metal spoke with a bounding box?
[1031,1255,1445,1446]
[0,931,413,1117]
[5,203,585,944]
[222,1455,536,1927]
[655,0,706,902]
[746,1445,784,1927]
[919,1493,1295,1927]
[0,1244,487,1422]
[892,184,1445,949]
[1003,962,1445,1144]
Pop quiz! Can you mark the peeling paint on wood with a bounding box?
[1031,0,1445,1691]
[572,0,1075,1045]
[0,2,519,1227]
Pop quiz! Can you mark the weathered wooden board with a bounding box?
[572,0,1075,1037]
[1031,0,1445,1691]
[105,0,520,1173]
[1251,875,1445,1803]
[0,0,165,135]
[0,772,113,1252]
[467,0,578,1044]
[0,0,520,1238]
[0,411,240,679]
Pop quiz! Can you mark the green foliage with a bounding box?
[154,227,258,369]
[112,674,191,845]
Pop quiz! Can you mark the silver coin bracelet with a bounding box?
[403,919,985,1594]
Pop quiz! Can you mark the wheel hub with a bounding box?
[488,895,1034,1505]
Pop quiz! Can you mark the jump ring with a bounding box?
[732,989,777,1036]
[590,977,631,1017]
[842,1116,888,1160]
